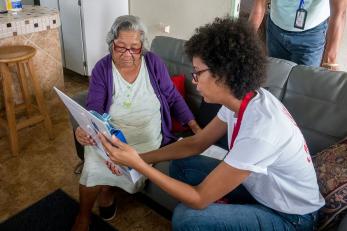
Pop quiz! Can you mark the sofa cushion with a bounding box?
[151,36,201,116]
[263,57,295,100]
[313,137,347,230]
[282,66,347,155]
[171,74,189,133]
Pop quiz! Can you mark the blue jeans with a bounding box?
[266,16,327,67]
[169,155,318,231]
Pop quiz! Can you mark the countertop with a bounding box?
[0,5,60,39]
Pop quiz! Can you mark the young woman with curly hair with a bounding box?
[100,17,324,231]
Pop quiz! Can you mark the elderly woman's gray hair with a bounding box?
[106,15,148,54]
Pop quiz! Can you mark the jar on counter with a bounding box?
[6,0,22,11]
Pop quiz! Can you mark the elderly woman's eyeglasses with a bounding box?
[113,43,142,54]
[191,69,210,82]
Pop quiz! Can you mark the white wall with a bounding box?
[129,0,231,45]
[22,0,34,5]
[39,0,58,9]
[337,16,347,72]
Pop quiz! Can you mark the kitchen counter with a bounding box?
[0,5,64,109]
[0,5,60,39]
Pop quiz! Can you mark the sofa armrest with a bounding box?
[70,90,88,161]
[338,214,347,231]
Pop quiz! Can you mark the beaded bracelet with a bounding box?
[322,63,339,68]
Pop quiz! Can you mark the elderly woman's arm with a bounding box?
[75,56,111,147]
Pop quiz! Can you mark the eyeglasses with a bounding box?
[113,42,142,54]
[191,68,210,82]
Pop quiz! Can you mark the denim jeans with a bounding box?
[266,16,328,67]
[169,155,318,231]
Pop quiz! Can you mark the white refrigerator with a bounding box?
[42,0,129,76]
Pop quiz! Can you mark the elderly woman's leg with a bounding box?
[97,185,117,221]
[98,185,115,206]
[72,186,117,230]
[72,184,101,231]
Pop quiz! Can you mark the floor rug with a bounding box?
[0,189,117,231]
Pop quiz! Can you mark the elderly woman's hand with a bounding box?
[75,127,95,146]
[99,134,143,169]
[188,120,202,134]
[105,160,123,175]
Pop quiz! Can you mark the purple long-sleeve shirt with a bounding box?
[86,51,195,146]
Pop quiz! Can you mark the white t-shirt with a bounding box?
[270,0,330,32]
[109,57,162,153]
[217,88,325,215]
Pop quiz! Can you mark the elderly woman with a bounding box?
[101,17,325,230]
[72,15,200,231]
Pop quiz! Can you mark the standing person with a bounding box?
[100,17,325,231]
[248,0,347,70]
[72,15,201,231]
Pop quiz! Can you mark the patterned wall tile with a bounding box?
[0,6,60,39]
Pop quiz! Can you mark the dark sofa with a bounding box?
[70,36,347,230]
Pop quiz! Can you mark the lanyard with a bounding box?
[298,0,305,9]
[229,91,255,150]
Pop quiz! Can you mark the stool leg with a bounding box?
[1,63,19,156]
[26,60,53,139]
[17,62,33,115]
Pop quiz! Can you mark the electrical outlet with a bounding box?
[164,25,170,33]
[159,22,170,33]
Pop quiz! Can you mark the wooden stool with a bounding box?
[0,45,53,156]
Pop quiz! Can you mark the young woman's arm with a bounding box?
[100,117,250,209]
[139,159,249,209]
[141,116,227,164]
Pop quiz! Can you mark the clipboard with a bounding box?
[54,87,142,183]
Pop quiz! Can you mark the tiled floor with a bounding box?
[0,70,171,230]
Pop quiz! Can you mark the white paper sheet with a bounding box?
[201,145,228,160]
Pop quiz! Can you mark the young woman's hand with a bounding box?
[99,134,143,169]
[75,127,95,146]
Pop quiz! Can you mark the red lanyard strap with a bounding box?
[229,91,255,150]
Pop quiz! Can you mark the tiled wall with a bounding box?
[0,5,60,39]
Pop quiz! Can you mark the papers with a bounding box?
[200,145,228,160]
[54,87,142,183]
[178,137,228,160]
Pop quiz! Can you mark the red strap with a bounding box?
[229,91,255,150]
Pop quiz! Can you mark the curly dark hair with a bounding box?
[185,17,266,100]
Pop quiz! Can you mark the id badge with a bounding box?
[294,8,307,29]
